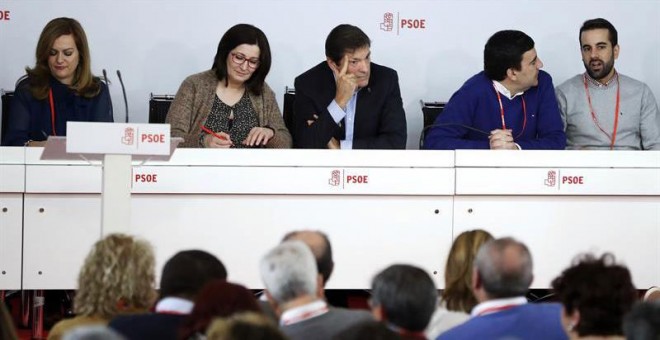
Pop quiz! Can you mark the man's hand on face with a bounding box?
[330,55,357,110]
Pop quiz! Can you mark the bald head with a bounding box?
[474,237,533,299]
[282,230,334,286]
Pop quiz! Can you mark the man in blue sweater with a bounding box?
[424,30,566,150]
[438,238,567,340]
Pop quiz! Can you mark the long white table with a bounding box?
[0,148,658,290]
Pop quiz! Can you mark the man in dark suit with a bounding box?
[109,250,226,340]
[294,24,407,149]
[438,238,567,340]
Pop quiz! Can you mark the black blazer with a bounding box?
[293,61,407,149]
[109,313,186,340]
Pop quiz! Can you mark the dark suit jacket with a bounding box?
[293,61,407,149]
[109,313,186,340]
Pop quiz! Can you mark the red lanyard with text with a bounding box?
[475,303,520,317]
[48,88,58,136]
[281,305,328,326]
[583,73,620,150]
[493,85,527,139]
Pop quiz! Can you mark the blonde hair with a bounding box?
[26,17,101,100]
[442,229,494,312]
[206,312,285,340]
[73,233,156,319]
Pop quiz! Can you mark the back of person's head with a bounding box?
[580,18,618,46]
[212,23,271,95]
[282,230,334,286]
[371,264,438,333]
[474,237,533,299]
[74,233,156,319]
[27,17,100,99]
[443,229,494,312]
[61,325,126,340]
[325,24,371,65]
[159,250,227,300]
[484,30,535,81]
[1,301,18,340]
[624,302,660,340]
[179,280,261,340]
[260,240,318,305]
[206,312,286,340]
[552,253,636,337]
[333,320,401,340]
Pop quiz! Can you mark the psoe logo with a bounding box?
[328,170,341,186]
[121,127,135,145]
[379,12,427,35]
[544,170,557,187]
[0,10,10,21]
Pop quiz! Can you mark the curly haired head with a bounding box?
[74,233,157,319]
[552,253,637,337]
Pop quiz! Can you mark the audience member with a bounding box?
[294,24,407,149]
[552,253,637,340]
[438,237,566,340]
[167,24,291,148]
[426,229,493,338]
[643,287,660,302]
[260,241,372,339]
[556,18,660,150]
[424,30,565,150]
[109,250,227,340]
[370,264,437,339]
[3,17,113,146]
[1,301,19,340]
[47,234,156,340]
[205,312,287,340]
[282,230,334,287]
[178,279,261,340]
[624,301,660,340]
[61,326,126,340]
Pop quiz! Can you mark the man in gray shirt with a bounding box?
[556,18,660,150]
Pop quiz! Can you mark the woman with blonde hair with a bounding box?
[47,234,156,340]
[3,17,113,146]
[426,229,494,338]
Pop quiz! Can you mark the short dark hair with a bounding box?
[212,23,271,95]
[332,320,400,340]
[282,230,334,285]
[325,24,371,65]
[484,30,535,81]
[580,18,618,47]
[159,250,227,300]
[624,302,660,340]
[475,237,533,298]
[552,253,637,337]
[371,264,438,332]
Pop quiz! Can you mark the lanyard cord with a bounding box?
[48,88,57,136]
[583,73,620,150]
[493,85,527,139]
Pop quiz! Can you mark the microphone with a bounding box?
[116,70,129,123]
[102,69,110,85]
[419,123,490,149]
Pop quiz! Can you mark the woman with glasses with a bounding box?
[167,24,291,148]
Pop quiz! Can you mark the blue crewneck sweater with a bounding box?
[424,71,566,150]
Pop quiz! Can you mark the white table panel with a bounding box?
[25,166,102,193]
[455,150,660,168]
[454,196,660,289]
[131,167,455,195]
[0,194,23,289]
[456,168,660,195]
[22,194,101,289]
[129,194,454,289]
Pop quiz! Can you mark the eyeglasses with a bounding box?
[230,52,260,69]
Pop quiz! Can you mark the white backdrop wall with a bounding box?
[1,0,659,149]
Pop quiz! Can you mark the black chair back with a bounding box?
[149,94,174,124]
[282,86,295,139]
[1,90,14,142]
[419,100,446,149]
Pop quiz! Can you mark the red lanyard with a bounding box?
[48,88,57,136]
[583,73,620,150]
[493,85,527,139]
[475,303,520,316]
[281,305,328,326]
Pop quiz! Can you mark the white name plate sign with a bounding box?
[66,122,170,155]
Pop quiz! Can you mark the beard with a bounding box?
[584,56,615,81]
